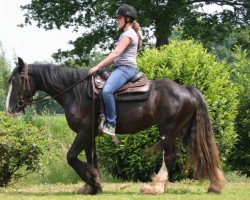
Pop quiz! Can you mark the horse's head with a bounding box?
[6,57,37,116]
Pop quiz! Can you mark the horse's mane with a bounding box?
[29,64,89,102]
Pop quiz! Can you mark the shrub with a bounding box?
[97,127,162,181]
[0,112,43,187]
[138,40,238,161]
[226,48,250,176]
[97,40,239,181]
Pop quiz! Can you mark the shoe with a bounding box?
[103,123,116,136]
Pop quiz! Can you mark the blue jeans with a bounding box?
[102,66,137,125]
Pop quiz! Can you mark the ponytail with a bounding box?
[132,21,142,51]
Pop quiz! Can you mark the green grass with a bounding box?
[0,180,249,200]
[25,114,79,184]
[4,114,248,199]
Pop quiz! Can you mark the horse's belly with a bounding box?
[116,100,157,133]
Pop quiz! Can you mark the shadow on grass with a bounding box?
[2,191,76,197]
[4,190,141,197]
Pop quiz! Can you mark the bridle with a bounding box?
[16,64,33,112]
[16,64,90,111]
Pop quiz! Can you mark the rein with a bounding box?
[20,64,90,107]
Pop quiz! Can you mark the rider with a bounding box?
[88,4,142,136]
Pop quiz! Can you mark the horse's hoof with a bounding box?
[140,184,164,195]
[207,169,225,194]
[207,186,222,194]
[77,184,102,195]
[77,185,92,195]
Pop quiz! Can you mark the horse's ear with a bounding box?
[18,57,25,72]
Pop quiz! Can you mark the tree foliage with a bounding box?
[181,1,249,46]
[0,44,10,111]
[20,0,249,64]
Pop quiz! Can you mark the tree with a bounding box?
[181,1,249,43]
[20,0,249,64]
[0,43,10,111]
[202,25,250,62]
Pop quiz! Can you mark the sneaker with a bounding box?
[103,123,116,136]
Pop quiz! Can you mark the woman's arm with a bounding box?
[88,37,131,76]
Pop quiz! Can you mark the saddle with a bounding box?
[88,70,151,136]
[89,70,151,102]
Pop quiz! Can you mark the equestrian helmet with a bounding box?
[116,4,137,20]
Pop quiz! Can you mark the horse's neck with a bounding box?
[31,64,87,107]
[31,65,73,105]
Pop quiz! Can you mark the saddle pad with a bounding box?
[94,74,148,88]
[117,77,148,92]
[87,79,152,102]
[115,84,152,102]
[94,75,149,94]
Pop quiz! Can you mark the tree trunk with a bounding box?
[155,21,171,48]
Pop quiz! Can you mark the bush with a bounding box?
[226,48,250,176]
[0,112,43,187]
[97,40,239,181]
[97,127,162,181]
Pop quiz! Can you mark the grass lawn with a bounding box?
[0,180,249,200]
[2,115,248,199]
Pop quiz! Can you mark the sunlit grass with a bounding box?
[0,180,249,200]
[3,114,248,199]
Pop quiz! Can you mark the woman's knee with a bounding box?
[102,87,113,96]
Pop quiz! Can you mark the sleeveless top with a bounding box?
[114,28,138,68]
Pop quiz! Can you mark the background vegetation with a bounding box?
[0,44,10,111]
[20,0,249,64]
[0,1,249,198]
[98,40,239,181]
[0,112,43,187]
[1,42,249,185]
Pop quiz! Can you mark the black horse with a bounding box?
[6,57,225,195]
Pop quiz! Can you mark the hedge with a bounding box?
[0,112,43,187]
[97,40,239,181]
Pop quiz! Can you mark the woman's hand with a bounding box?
[88,66,99,76]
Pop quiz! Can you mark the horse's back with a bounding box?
[116,78,196,133]
[153,78,196,102]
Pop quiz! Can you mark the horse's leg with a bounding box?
[140,151,168,195]
[67,132,102,195]
[140,122,179,195]
[78,138,101,195]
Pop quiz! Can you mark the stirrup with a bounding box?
[111,135,120,146]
